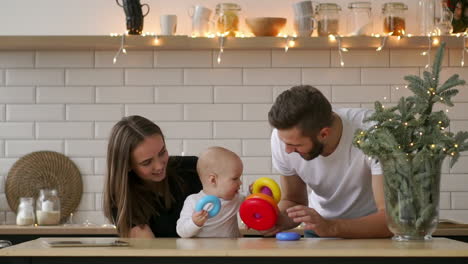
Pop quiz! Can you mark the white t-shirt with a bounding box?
[176,191,244,238]
[271,108,382,219]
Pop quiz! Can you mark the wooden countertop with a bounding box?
[1,237,468,257]
[0,225,117,235]
[1,222,467,236]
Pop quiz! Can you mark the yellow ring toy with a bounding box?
[252,177,281,203]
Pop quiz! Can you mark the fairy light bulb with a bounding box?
[328,34,336,42]
[433,38,440,45]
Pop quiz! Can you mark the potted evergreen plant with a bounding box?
[353,43,468,241]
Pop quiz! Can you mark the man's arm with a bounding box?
[287,174,392,238]
[274,174,309,231]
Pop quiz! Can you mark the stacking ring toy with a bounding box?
[239,197,277,231]
[245,193,278,212]
[252,177,281,203]
[276,232,301,241]
[195,195,221,218]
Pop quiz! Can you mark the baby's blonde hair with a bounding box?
[197,147,242,183]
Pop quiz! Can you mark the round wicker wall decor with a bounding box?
[5,151,83,223]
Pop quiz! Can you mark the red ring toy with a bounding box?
[245,193,279,213]
[239,197,277,231]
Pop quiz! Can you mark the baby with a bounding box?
[176,146,244,238]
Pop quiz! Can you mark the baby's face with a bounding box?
[216,161,243,200]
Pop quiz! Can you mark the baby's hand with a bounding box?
[192,210,208,227]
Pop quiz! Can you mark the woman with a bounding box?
[103,115,202,238]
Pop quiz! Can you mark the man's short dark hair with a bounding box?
[268,85,333,137]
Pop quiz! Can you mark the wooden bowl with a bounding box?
[245,17,287,36]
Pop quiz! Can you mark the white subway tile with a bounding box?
[339,103,363,108]
[126,104,183,121]
[0,87,34,103]
[5,140,63,157]
[332,86,391,103]
[215,86,272,103]
[390,85,413,102]
[7,104,64,121]
[0,158,15,175]
[0,176,4,196]
[183,139,242,156]
[6,69,64,86]
[441,174,468,191]
[0,51,34,68]
[65,140,107,157]
[155,51,211,68]
[94,158,106,175]
[451,192,468,209]
[390,49,448,67]
[0,212,5,225]
[332,49,389,67]
[439,68,468,88]
[36,51,93,68]
[0,140,4,157]
[77,193,95,211]
[155,86,213,103]
[159,122,212,139]
[66,69,123,86]
[0,105,4,121]
[95,193,103,211]
[184,69,242,85]
[449,49,465,67]
[126,69,183,85]
[273,85,332,101]
[67,104,123,121]
[361,68,419,85]
[242,139,271,156]
[0,123,34,138]
[453,85,468,102]
[303,68,360,85]
[244,68,300,85]
[450,121,468,134]
[184,104,241,121]
[96,51,152,68]
[214,122,271,139]
[241,157,272,174]
[440,192,451,209]
[243,104,272,121]
[95,122,114,139]
[6,212,15,225]
[0,194,9,211]
[440,209,468,223]
[272,50,330,67]
[82,176,105,193]
[166,140,183,155]
[36,122,94,139]
[0,70,3,85]
[214,50,270,68]
[37,86,94,103]
[96,86,154,103]
[70,158,94,175]
[433,103,468,120]
[450,156,468,174]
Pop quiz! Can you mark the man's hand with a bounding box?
[257,212,292,236]
[286,205,337,237]
[192,210,208,227]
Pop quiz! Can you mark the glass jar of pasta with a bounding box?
[215,3,241,37]
[382,2,408,36]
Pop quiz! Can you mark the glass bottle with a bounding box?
[347,2,373,36]
[215,3,241,37]
[316,3,341,36]
[36,189,61,225]
[16,197,35,226]
[435,0,453,35]
[382,2,408,36]
[418,0,436,36]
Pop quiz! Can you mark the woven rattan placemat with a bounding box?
[5,151,83,223]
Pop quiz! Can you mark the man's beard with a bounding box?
[300,137,324,161]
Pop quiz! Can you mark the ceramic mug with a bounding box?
[116,0,150,35]
[189,5,212,36]
[160,14,177,35]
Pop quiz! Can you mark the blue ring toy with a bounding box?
[276,232,301,241]
[195,195,221,218]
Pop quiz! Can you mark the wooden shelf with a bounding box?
[0,35,465,50]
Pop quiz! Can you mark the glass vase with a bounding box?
[380,152,443,241]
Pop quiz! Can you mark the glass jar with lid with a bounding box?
[382,2,408,36]
[316,3,341,36]
[347,2,373,36]
[215,3,241,37]
[36,188,61,225]
[16,197,35,226]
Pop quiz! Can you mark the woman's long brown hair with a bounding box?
[103,115,180,237]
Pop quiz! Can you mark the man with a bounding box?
[268,85,392,238]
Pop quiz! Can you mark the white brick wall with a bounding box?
[0,48,467,225]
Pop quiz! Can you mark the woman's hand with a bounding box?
[192,210,208,227]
